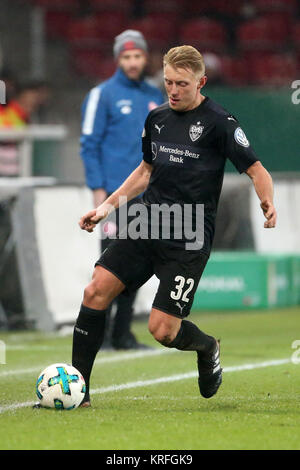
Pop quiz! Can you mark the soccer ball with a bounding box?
[35,363,86,410]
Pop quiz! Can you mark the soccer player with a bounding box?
[72,46,277,407]
[80,30,164,350]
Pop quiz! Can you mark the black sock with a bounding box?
[72,304,106,398]
[166,320,216,354]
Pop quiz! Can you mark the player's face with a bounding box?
[164,64,206,112]
[118,49,147,81]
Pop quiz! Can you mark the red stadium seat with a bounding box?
[128,17,176,48]
[253,0,297,14]
[179,18,227,52]
[31,0,78,9]
[144,0,184,14]
[45,10,71,38]
[71,48,116,80]
[31,0,79,39]
[248,53,298,86]
[209,0,242,16]
[89,0,133,13]
[66,17,102,45]
[296,52,300,72]
[67,13,127,46]
[184,4,212,16]
[94,12,127,41]
[254,10,294,24]
[221,56,249,86]
[146,12,181,27]
[236,16,290,52]
[292,22,300,49]
[185,0,241,16]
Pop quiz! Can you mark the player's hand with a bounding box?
[260,200,277,228]
[79,207,109,232]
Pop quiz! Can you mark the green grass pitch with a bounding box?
[0,307,299,450]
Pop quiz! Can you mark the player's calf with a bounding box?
[150,314,222,398]
[148,309,181,346]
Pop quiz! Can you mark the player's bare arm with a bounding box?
[79,160,153,232]
[92,188,108,208]
[246,161,277,229]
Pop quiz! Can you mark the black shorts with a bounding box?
[95,237,208,319]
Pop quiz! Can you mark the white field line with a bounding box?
[0,347,177,379]
[90,358,291,395]
[0,358,291,414]
[5,345,74,351]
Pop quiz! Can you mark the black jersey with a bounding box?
[141,96,258,255]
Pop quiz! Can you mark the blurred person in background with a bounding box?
[0,68,17,104]
[0,79,50,176]
[202,53,224,86]
[80,29,164,350]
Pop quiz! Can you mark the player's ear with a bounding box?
[199,75,207,89]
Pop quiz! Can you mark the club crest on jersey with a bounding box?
[189,121,204,142]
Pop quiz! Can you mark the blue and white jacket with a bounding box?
[80,68,164,192]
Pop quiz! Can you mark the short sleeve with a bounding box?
[142,112,153,164]
[217,115,259,174]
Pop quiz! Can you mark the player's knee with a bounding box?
[83,281,109,310]
[83,282,98,304]
[148,322,176,346]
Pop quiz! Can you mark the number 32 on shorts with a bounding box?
[170,275,195,303]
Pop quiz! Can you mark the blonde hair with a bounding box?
[163,45,205,78]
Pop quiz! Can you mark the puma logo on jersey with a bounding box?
[175,302,185,314]
[227,116,236,121]
[155,124,165,134]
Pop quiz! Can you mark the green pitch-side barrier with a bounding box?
[192,252,300,310]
